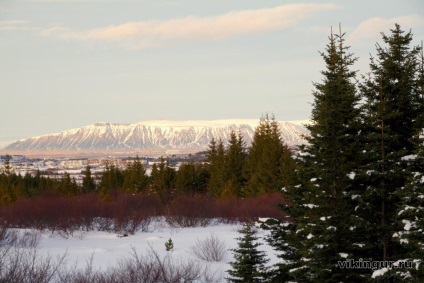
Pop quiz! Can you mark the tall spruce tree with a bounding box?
[390,39,424,281]
[355,24,422,280]
[266,27,363,282]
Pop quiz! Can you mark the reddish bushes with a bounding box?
[0,192,288,233]
[165,192,287,227]
[0,192,163,235]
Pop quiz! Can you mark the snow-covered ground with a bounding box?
[35,219,279,281]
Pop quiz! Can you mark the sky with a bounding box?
[1,0,424,148]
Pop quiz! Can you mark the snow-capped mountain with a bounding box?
[2,120,308,154]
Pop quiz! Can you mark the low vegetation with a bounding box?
[190,234,227,262]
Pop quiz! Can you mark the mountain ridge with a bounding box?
[2,119,309,155]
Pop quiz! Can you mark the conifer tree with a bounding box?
[355,24,422,279]
[227,222,269,283]
[149,157,176,203]
[175,162,197,194]
[223,131,246,198]
[2,155,12,175]
[390,40,424,281]
[206,138,217,166]
[82,165,96,193]
[243,114,292,197]
[100,164,123,191]
[207,139,226,198]
[123,157,148,193]
[267,26,363,282]
[394,136,424,280]
[60,172,79,196]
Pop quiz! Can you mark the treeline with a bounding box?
[0,115,295,206]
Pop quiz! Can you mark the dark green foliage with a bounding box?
[393,140,424,280]
[2,155,11,175]
[82,165,96,193]
[227,222,269,283]
[149,158,176,203]
[123,157,148,193]
[207,139,227,198]
[175,162,209,195]
[223,132,247,198]
[59,172,79,196]
[354,25,423,280]
[391,46,424,279]
[165,238,174,251]
[268,27,365,282]
[261,218,305,283]
[99,164,124,191]
[243,114,294,197]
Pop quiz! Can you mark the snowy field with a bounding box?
[32,219,279,282]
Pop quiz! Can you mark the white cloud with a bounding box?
[349,15,424,43]
[0,20,32,31]
[29,0,132,2]
[40,3,336,49]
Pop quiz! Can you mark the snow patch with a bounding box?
[403,220,412,231]
[372,268,389,278]
[303,204,318,209]
[401,154,417,161]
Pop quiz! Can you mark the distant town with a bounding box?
[0,152,207,183]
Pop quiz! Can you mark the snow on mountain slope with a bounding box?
[3,120,309,153]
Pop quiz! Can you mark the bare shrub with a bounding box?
[0,224,19,248]
[0,227,67,283]
[190,234,227,262]
[108,245,221,283]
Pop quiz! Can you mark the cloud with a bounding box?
[349,15,424,43]
[29,0,131,2]
[40,3,336,49]
[0,20,32,31]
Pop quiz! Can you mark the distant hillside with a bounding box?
[2,120,309,156]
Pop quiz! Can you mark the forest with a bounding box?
[1,24,423,282]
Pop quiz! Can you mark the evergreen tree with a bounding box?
[123,157,148,193]
[193,162,209,194]
[175,162,197,194]
[243,115,285,196]
[223,131,246,198]
[2,155,12,175]
[394,135,424,280]
[82,165,96,193]
[59,172,79,196]
[267,27,363,282]
[206,138,217,166]
[207,139,226,198]
[149,157,176,203]
[390,41,424,281]
[227,222,269,283]
[355,24,422,280]
[99,164,123,191]
[175,162,208,195]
